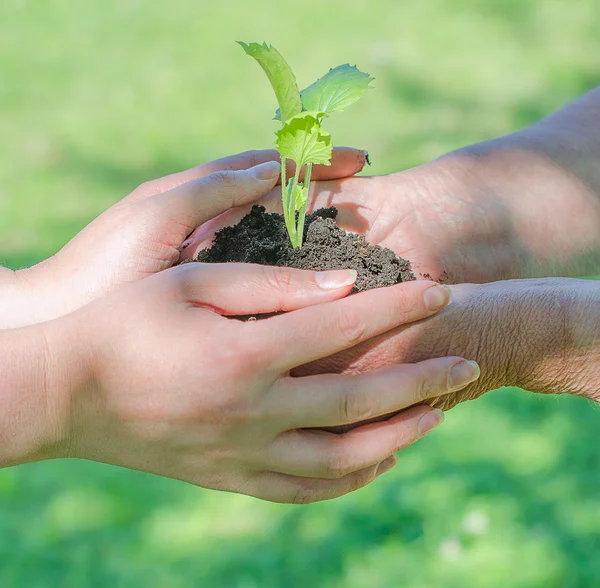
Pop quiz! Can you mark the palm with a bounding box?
[193,170,470,283]
[308,174,449,282]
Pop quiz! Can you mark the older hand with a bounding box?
[294,278,600,412]
[181,156,513,283]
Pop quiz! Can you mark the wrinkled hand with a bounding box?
[45,262,479,503]
[295,278,597,411]
[17,148,367,325]
[182,156,511,283]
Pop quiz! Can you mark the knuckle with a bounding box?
[348,467,377,493]
[340,385,372,423]
[134,179,160,198]
[164,264,194,298]
[336,306,368,346]
[211,169,241,191]
[391,287,416,322]
[263,267,295,295]
[413,364,439,402]
[325,449,352,479]
[240,149,266,169]
[290,484,318,505]
[220,336,267,381]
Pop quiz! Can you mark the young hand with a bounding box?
[7,148,367,328]
[32,264,479,503]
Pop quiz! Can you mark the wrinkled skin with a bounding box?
[297,279,582,411]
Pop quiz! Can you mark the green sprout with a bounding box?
[238,42,373,248]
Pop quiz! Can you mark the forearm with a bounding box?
[438,86,600,279]
[0,317,85,466]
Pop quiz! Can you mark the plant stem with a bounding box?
[289,165,303,247]
[285,176,297,244]
[281,158,295,241]
[296,163,312,248]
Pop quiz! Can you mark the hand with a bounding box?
[294,278,600,412]
[180,156,509,282]
[41,263,480,503]
[184,138,600,284]
[11,148,367,327]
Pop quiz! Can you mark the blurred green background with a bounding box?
[1,0,599,586]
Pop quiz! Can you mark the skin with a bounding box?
[0,148,483,503]
[5,85,600,496]
[0,262,483,503]
[185,87,600,411]
[0,147,368,329]
[296,278,600,411]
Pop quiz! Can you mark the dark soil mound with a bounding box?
[196,205,414,292]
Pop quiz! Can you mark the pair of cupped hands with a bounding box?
[11,147,532,503]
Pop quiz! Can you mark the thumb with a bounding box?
[168,263,358,315]
[147,160,282,242]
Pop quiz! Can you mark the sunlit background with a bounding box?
[1,0,599,585]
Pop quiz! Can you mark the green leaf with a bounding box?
[299,64,373,114]
[238,41,302,124]
[276,113,333,168]
[295,182,308,210]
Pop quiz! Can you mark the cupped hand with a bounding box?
[182,156,517,283]
[17,148,367,325]
[45,263,479,503]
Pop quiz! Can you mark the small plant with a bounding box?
[238,42,373,248]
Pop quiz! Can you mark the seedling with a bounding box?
[238,42,373,248]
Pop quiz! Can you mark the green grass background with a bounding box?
[1,0,599,585]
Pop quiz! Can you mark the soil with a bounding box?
[194,205,414,292]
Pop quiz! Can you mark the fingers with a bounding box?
[297,147,368,181]
[271,357,480,429]
[166,262,359,314]
[129,147,367,202]
[263,405,442,479]
[244,457,395,504]
[127,151,283,202]
[143,162,282,246]
[258,280,453,372]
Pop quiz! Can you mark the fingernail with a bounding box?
[423,285,452,311]
[418,408,444,436]
[251,160,281,180]
[376,456,396,476]
[315,269,358,290]
[448,360,481,390]
[358,150,371,173]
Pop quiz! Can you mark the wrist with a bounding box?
[453,279,600,401]
[551,279,600,401]
[0,267,40,329]
[10,258,72,328]
[0,314,92,467]
[437,131,600,279]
